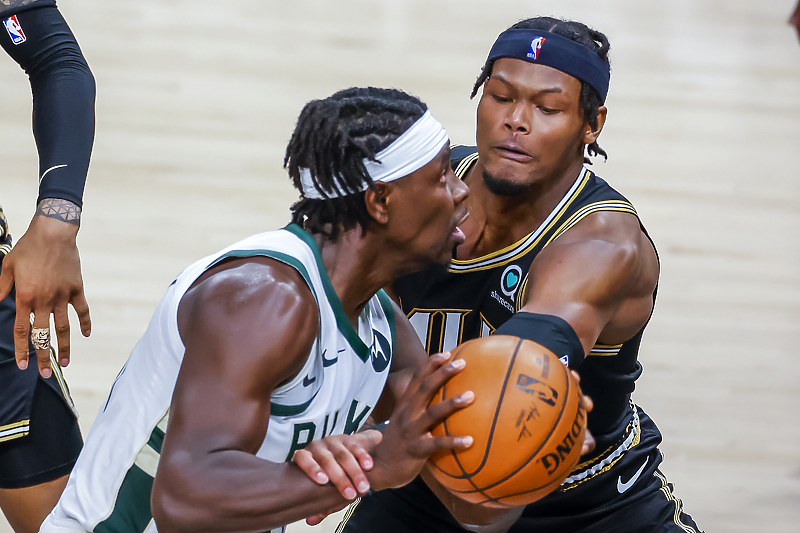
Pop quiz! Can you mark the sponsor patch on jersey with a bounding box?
[3,15,26,45]
[370,330,391,372]
[559,355,569,366]
[527,36,545,60]
[500,264,523,299]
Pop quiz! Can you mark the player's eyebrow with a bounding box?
[489,73,564,94]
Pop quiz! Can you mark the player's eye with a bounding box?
[492,93,512,103]
[539,106,558,114]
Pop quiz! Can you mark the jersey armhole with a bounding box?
[206,249,319,304]
[376,289,396,356]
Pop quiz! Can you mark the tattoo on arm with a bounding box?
[36,198,81,225]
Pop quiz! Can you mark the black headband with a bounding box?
[486,29,610,103]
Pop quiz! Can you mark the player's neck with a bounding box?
[313,230,393,324]
[457,158,584,260]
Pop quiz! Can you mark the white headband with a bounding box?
[299,110,448,200]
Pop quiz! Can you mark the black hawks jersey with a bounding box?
[394,145,656,441]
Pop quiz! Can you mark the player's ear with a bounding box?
[584,106,607,145]
[364,182,390,225]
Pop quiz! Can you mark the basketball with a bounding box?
[428,335,587,508]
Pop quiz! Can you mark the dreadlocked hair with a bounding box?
[471,17,611,163]
[285,87,427,241]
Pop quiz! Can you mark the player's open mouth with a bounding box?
[451,209,469,245]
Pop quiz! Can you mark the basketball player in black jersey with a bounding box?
[0,1,93,532]
[296,17,703,533]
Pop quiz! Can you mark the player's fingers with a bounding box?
[53,304,71,367]
[13,304,32,370]
[416,356,465,399]
[330,445,372,496]
[581,393,594,413]
[350,444,375,471]
[411,434,473,458]
[407,352,450,389]
[298,444,359,500]
[419,390,474,430]
[71,290,91,337]
[31,310,53,378]
[292,449,330,485]
[0,266,12,302]
[355,428,383,454]
[581,428,596,456]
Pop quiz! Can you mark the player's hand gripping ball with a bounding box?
[428,335,587,507]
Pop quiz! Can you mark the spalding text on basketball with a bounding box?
[538,405,586,475]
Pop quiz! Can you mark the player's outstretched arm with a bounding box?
[152,259,472,533]
[0,4,95,376]
[513,210,659,358]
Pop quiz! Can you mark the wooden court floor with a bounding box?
[1,1,798,531]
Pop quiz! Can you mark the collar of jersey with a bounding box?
[284,223,370,362]
[449,161,591,272]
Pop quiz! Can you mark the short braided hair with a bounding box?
[472,17,611,163]
[285,87,427,240]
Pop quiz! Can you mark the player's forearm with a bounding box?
[152,450,351,533]
[1,6,95,207]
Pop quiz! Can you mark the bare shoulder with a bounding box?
[178,256,320,392]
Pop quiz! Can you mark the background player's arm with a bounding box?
[0,4,94,376]
[520,211,659,353]
[152,258,471,533]
[371,299,428,422]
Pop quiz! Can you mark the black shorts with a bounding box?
[340,408,702,533]
[0,235,83,488]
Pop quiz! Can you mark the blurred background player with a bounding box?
[40,87,476,533]
[0,1,94,532]
[337,17,703,533]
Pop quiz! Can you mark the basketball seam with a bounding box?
[446,338,524,502]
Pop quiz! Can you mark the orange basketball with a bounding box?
[428,335,587,508]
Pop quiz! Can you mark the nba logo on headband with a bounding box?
[527,36,545,60]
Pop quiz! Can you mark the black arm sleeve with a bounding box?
[494,312,586,368]
[1,4,95,207]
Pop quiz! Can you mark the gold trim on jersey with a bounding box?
[588,343,623,357]
[558,401,641,492]
[335,498,361,533]
[454,151,479,178]
[515,274,529,312]
[0,419,30,443]
[49,348,78,418]
[0,243,11,256]
[448,167,591,273]
[655,469,699,533]
[542,200,637,250]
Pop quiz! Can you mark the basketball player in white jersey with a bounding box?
[39,87,473,533]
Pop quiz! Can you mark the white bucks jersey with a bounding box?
[42,224,395,533]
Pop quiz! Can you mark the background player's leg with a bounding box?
[0,476,69,533]
[0,378,82,533]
